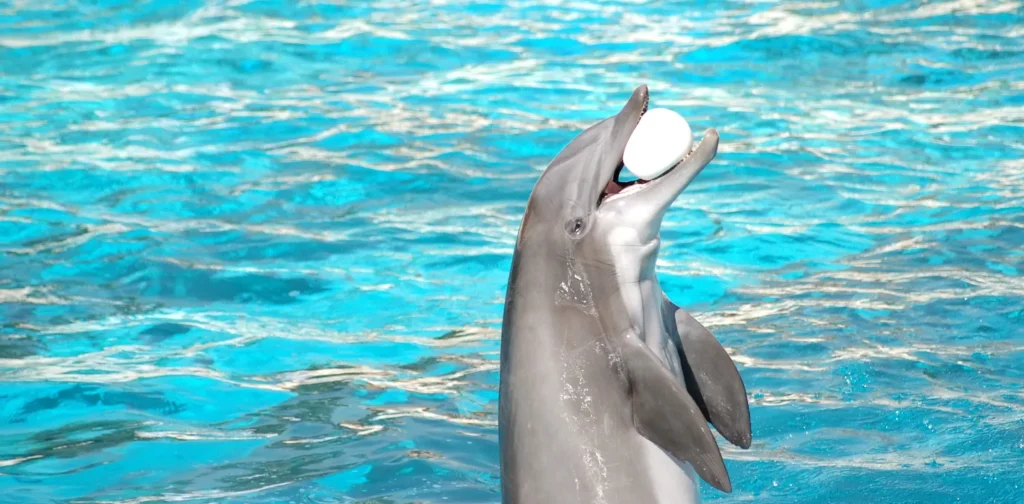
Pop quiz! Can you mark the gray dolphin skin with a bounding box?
[498,84,752,504]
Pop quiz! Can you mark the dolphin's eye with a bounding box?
[565,217,587,237]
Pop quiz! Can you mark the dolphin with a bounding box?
[498,84,751,504]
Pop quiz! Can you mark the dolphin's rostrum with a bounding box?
[499,85,751,504]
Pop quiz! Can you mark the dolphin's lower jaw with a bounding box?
[599,128,719,208]
[596,125,720,246]
[600,134,701,202]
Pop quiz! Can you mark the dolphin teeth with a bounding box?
[598,137,703,205]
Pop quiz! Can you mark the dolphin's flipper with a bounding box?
[621,332,732,493]
[666,298,752,450]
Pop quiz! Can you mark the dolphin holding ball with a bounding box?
[498,84,752,504]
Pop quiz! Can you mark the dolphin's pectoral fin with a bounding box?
[666,299,753,450]
[621,332,732,493]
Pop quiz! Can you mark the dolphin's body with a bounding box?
[498,85,752,504]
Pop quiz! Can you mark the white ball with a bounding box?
[623,107,693,180]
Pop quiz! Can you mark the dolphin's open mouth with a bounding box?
[588,86,718,210]
[598,104,703,205]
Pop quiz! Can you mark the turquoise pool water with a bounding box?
[1,0,1022,502]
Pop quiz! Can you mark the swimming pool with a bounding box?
[0,0,1021,502]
